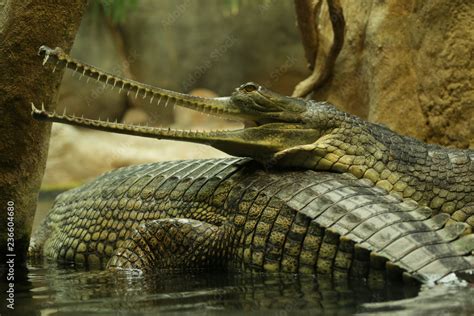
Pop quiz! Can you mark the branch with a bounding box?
[293,0,323,70]
[292,0,345,97]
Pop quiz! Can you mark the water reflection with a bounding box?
[1,194,471,315]
[1,262,423,315]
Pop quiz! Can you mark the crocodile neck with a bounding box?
[282,103,474,222]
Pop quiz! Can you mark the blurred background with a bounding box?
[42,0,474,191]
[42,0,308,190]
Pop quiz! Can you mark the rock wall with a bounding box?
[310,0,473,148]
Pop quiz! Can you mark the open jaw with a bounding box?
[32,45,315,161]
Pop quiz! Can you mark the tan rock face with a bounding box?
[122,108,151,125]
[311,0,473,148]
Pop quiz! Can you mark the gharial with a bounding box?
[29,46,474,284]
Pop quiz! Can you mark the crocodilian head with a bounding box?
[32,46,322,164]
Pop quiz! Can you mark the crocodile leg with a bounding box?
[270,133,354,172]
[107,219,233,273]
[270,130,396,186]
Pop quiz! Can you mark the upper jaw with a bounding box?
[38,45,242,119]
[38,45,304,128]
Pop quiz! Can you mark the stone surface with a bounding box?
[122,108,150,125]
[309,0,473,148]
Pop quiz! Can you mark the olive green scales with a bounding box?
[29,46,474,283]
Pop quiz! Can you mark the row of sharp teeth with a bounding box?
[32,102,125,124]
[31,102,234,135]
[41,51,227,116]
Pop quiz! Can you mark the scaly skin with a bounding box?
[33,46,474,228]
[30,159,474,283]
[29,47,474,281]
[271,104,474,226]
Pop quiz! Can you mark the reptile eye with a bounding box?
[240,83,259,93]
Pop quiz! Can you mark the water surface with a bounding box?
[1,260,473,315]
[1,193,473,315]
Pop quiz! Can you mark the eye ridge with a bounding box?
[240,82,259,93]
